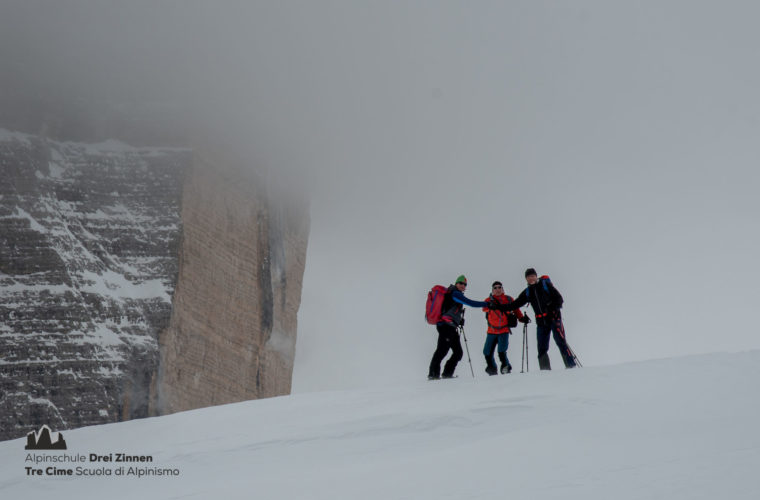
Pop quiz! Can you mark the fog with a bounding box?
[2,2,759,392]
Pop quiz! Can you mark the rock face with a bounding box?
[0,130,309,441]
[157,153,309,413]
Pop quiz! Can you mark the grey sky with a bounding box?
[2,2,758,391]
[291,1,760,390]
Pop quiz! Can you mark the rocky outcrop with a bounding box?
[0,130,309,441]
[157,152,309,413]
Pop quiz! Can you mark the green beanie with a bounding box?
[455,274,467,284]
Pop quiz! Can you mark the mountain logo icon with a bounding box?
[25,425,67,450]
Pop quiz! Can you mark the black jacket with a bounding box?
[497,279,564,325]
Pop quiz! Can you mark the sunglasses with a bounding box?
[456,282,467,286]
[492,286,503,289]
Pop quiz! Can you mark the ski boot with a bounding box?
[498,353,512,374]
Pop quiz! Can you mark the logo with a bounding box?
[22,426,181,478]
[25,425,67,450]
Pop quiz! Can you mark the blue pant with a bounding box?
[483,333,510,368]
[536,318,576,369]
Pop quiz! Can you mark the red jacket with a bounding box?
[482,294,524,334]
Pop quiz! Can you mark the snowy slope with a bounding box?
[2,351,759,500]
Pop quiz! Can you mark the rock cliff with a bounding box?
[0,129,308,441]
[158,151,309,413]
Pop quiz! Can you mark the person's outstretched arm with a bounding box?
[513,301,525,319]
[451,290,489,308]
[482,297,491,313]
[496,290,528,312]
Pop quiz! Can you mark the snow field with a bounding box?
[1,350,759,499]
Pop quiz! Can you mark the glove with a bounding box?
[519,315,531,324]
[487,300,499,310]
[459,318,465,327]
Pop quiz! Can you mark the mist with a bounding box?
[2,1,758,392]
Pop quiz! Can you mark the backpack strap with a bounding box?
[526,279,550,298]
[485,295,514,330]
[485,294,493,320]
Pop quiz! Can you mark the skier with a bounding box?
[482,281,530,375]
[429,275,489,380]
[495,268,576,370]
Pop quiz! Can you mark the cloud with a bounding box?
[2,1,759,391]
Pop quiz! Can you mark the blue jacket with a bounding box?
[438,285,489,326]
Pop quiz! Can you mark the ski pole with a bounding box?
[567,344,582,367]
[559,316,582,368]
[524,307,531,372]
[459,325,475,378]
[521,321,526,373]
[523,321,529,373]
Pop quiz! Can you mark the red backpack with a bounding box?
[425,285,448,325]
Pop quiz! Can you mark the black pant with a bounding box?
[429,323,463,377]
[536,317,576,370]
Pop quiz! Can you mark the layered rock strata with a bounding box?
[0,130,308,440]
